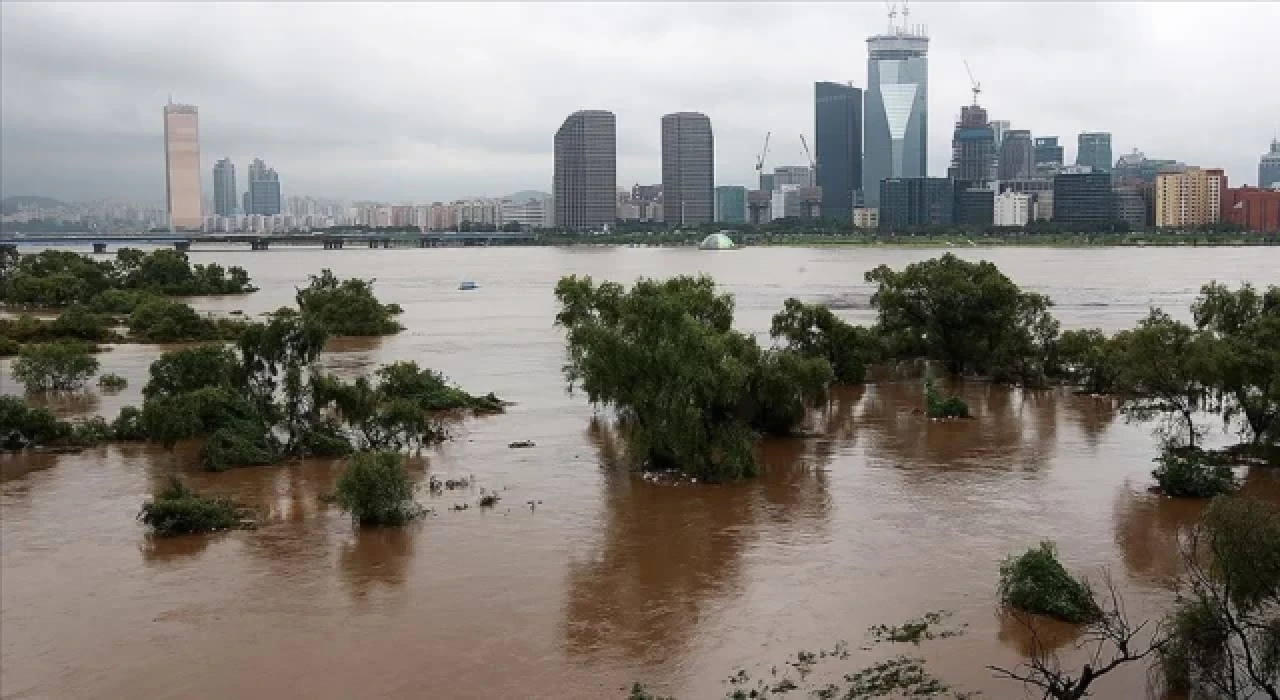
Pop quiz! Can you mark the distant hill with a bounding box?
[502,190,551,202]
[1,196,68,214]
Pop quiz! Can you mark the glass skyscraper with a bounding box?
[212,158,237,217]
[163,102,203,231]
[864,25,929,207]
[814,81,863,220]
[1077,132,1113,174]
[1261,138,1280,188]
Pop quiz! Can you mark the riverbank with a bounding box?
[537,231,1280,248]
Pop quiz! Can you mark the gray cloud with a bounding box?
[2,1,1277,203]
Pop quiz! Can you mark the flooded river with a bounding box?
[2,246,1279,698]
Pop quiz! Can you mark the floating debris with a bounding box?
[508,440,536,449]
[479,490,500,507]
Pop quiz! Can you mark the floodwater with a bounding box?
[2,245,1279,699]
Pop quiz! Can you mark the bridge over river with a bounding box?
[0,230,538,252]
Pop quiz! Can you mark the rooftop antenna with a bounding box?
[963,60,981,106]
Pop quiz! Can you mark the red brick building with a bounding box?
[1221,187,1280,232]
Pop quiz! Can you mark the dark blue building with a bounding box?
[814,81,863,221]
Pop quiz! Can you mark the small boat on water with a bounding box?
[458,280,478,291]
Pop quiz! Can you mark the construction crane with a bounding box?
[799,133,815,171]
[885,1,897,29]
[754,131,771,188]
[964,59,981,106]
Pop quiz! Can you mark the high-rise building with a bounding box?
[1113,185,1151,230]
[247,158,282,216]
[1034,136,1064,172]
[993,192,1032,227]
[1076,132,1113,174]
[212,158,237,217]
[163,102,203,231]
[1052,172,1114,227]
[1221,187,1280,232]
[990,121,1011,151]
[998,130,1034,181]
[1261,138,1280,188]
[1113,149,1185,185]
[660,112,714,226]
[1155,167,1226,228]
[863,21,929,207]
[554,110,617,230]
[948,104,995,185]
[773,166,813,188]
[714,185,747,224]
[878,177,954,230]
[954,186,994,226]
[814,81,863,221]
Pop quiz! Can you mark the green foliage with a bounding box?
[334,451,420,525]
[10,341,100,391]
[142,344,239,399]
[1191,281,1280,446]
[0,336,19,356]
[114,248,256,295]
[109,406,146,441]
[137,476,242,536]
[865,253,1059,384]
[1152,448,1236,498]
[66,416,114,446]
[924,376,970,419]
[200,420,279,472]
[97,373,128,390]
[86,288,163,315]
[374,361,502,412]
[555,274,832,481]
[3,250,114,305]
[770,298,882,384]
[0,307,118,349]
[0,395,69,449]
[128,297,243,343]
[2,248,252,307]
[998,541,1099,624]
[1056,328,1127,394]
[1118,309,1216,448]
[1159,498,1280,699]
[295,269,403,336]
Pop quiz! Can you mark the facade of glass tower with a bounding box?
[554,110,617,230]
[660,112,714,226]
[163,102,203,231]
[863,26,929,207]
[814,81,863,220]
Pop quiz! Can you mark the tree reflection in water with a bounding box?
[562,412,838,664]
[339,526,415,601]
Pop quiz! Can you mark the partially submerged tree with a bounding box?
[555,274,831,481]
[1192,281,1280,449]
[334,451,421,525]
[998,541,1100,624]
[9,341,100,392]
[137,476,242,536]
[1117,309,1216,449]
[770,298,881,384]
[295,269,403,336]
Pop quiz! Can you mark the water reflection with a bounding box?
[26,390,101,418]
[561,419,833,664]
[340,527,415,600]
[141,532,216,564]
[1063,395,1120,449]
[996,609,1082,656]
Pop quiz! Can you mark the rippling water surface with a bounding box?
[2,246,1278,699]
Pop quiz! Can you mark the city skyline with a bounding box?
[2,2,1278,203]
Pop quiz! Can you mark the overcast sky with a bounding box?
[2,1,1278,204]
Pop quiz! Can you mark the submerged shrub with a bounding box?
[0,395,69,449]
[200,420,279,472]
[137,476,241,536]
[10,341,100,392]
[998,541,1099,624]
[110,406,146,441]
[1152,448,1237,498]
[924,377,970,419]
[97,372,128,390]
[334,451,420,526]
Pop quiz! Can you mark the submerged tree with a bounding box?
[1191,281,1280,448]
[334,451,421,525]
[9,341,100,392]
[555,274,831,481]
[1117,309,1216,449]
[770,298,882,384]
[295,269,403,336]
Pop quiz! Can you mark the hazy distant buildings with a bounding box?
[247,158,282,216]
[863,23,929,206]
[554,110,617,230]
[1034,136,1064,174]
[879,177,953,230]
[714,185,747,224]
[814,81,863,220]
[1155,167,1226,228]
[1113,149,1185,185]
[998,130,1034,181]
[212,158,237,217]
[1076,132,1113,174]
[660,112,714,226]
[163,102,203,231]
[948,104,995,185]
[773,166,813,188]
[1261,138,1280,188]
[501,194,554,229]
[1113,184,1151,230]
[1053,172,1114,227]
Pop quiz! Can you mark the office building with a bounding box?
[1113,149,1185,185]
[747,190,772,224]
[163,102,203,230]
[771,184,800,220]
[1113,185,1151,230]
[714,185,747,224]
[1261,138,1280,188]
[878,177,954,230]
[1221,187,1280,232]
[247,158,282,216]
[212,158,237,217]
[501,196,554,230]
[1155,167,1226,228]
[1034,136,1064,172]
[990,120,1011,151]
[993,191,1032,227]
[954,186,994,226]
[553,110,617,230]
[773,166,813,188]
[814,81,863,221]
[1052,172,1114,227]
[853,207,879,228]
[660,112,714,226]
[1076,132,1113,174]
[948,104,995,184]
[863,21,929,206]
[759,173,776,193]
[998,130,1034,181]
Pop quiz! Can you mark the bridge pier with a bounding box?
[251,239,269,251]
[92,243,107,254]
[322,238,344,250]
[174,241,191,252]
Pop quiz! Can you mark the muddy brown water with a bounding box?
[2,246,1279,699]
